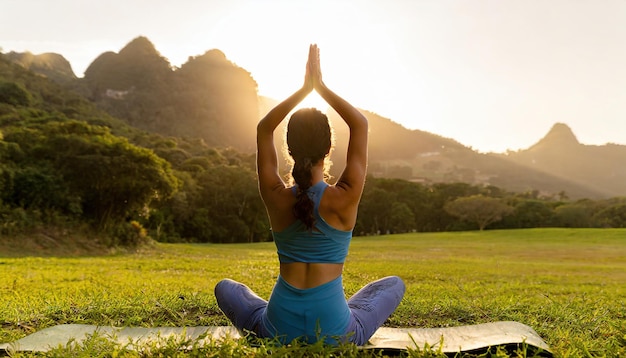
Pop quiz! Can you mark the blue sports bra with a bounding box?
[272,181,352,264]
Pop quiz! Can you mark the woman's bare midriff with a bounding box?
[280,262,344,289]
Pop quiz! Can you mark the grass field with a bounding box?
[1,228,625,357]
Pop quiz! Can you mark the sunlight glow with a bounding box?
[297,92,328,113]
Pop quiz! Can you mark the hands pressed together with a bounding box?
[303,44,325,93]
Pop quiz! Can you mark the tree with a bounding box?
[3,119,179,228]
[554,203,593,227]
[186,164,266,243]
[5,166,79,214]
[424,182,480,231]
[57,136,179,228]
[389,202,415,233]
[593,202,626,228]
[444,195,514,230]
[357,187,395,234]
[509,199,555,228]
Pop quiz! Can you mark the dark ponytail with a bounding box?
[292,157,315,229]
[286,108,333,231]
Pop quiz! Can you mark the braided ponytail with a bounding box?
[292,157,315,229]
[286,108,333,231]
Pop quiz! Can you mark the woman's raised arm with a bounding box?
[309,44,368,196]
[256,47,315,198]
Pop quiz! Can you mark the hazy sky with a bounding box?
[2,0,625,153]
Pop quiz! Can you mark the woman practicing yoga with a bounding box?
[215,44,405,345]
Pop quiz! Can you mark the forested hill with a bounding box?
[4,51,76,86]
[4,36,625,199]
[324,110,608,199]
[82,36,259,152]
[9,36,259,152]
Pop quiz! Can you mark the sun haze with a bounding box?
[1,0,626,153]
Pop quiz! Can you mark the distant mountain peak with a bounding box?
[182,49,231,69]
[118,36,161,58]
[532,122,580,149]
[200,49,227,61]
[4,51,76,81]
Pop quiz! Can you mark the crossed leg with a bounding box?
[214,279,270,337]
[345,276,406,345]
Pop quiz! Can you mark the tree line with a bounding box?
[356,177,626,235]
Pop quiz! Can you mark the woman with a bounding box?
[215,44,405,345]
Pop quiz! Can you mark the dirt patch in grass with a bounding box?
[0,227,115,257]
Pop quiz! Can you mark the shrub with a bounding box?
[0,81,32,106]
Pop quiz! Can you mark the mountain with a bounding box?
[4,51,77,85]
[3,38,623,199]
[79,37,258,152]
[530,122,580,149]
[321,111,607,199]
[497,123,626,198]
[84,36,172,94]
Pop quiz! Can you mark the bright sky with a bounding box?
[2,0,626,153]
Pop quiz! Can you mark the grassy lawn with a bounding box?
[1,228,625,357]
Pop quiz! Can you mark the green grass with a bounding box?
[1,228,625,357]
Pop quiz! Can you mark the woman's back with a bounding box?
[271,181,352,289]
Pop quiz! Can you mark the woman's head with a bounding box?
[286,108,333,229]
[287,108,332,167]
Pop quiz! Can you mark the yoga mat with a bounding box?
[0,321,551,355]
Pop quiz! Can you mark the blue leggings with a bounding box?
[214,275,405,345]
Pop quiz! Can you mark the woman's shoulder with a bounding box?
[319,184,360,231]
[321,182,362,209]
[263,186,298,232]
[260,184,297,210]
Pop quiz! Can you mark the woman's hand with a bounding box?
[302,45,316,93]
[308,44,324,91]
